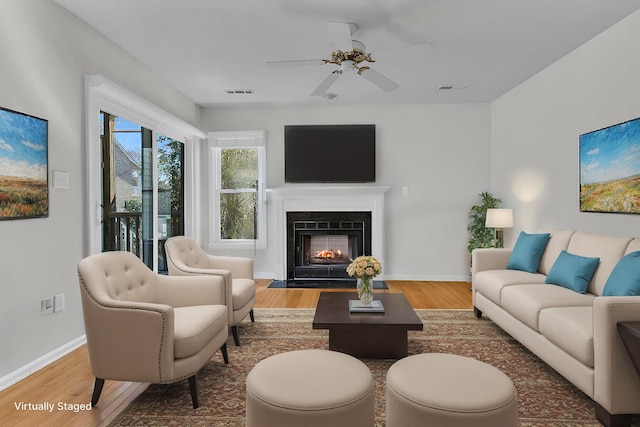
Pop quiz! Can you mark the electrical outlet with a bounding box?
[41,298,54,316]
[54,293,65,313]
[402,187,409,196]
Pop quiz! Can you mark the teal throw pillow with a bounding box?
[545,250,600,293]
[603,251,640,296]
[507,231,551,273]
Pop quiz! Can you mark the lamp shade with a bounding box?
[485,208,513,228]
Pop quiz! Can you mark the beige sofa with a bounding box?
[472,229,640,427]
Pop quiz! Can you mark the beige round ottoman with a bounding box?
[386,353,518,427]
[246,349,375,427]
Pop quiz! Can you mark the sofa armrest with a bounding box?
[471,248,512,282]
[156,274,226,307]
[593,296,640,415]
[165,264,236,326]
[208,255,254,279]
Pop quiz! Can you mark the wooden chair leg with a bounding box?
[91,378,105,406]
[221,343,229,364]
[249,309,255,322]
[231,325,240,346]
[188,374,199,409]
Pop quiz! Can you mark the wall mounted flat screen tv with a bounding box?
[284,124,375,183]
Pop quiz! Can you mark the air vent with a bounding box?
[438,84,468,91]
[225,89,255,95]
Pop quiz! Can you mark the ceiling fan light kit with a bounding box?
[268,21,401,97]
[266,21,405,97]
[312,32,400,95]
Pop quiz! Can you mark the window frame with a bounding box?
[208,131,267,250]
[85,75,205,270]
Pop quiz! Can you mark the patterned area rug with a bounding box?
[110,309,639,426]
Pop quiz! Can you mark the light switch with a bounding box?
[54,293,65,312]
[52,170,69,189]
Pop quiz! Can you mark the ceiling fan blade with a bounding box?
[311,72,340,96]
[266,59,324,68]
[326,22,354,52]
[372,42,432,56]
[359,68,399,92]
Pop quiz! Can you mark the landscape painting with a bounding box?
[580,117,640,214]
[0,107,48,220]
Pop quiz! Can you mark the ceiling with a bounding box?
[54,0,640,107]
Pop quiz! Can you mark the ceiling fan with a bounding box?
[269,22,400,96]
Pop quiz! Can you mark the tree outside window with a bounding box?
[220,147,258,239]
[208,131,266,249]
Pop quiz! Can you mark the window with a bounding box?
[208,131,266,249]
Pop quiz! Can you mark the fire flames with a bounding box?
[314,249,343,259]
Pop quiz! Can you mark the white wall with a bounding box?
[491,10,640,243]
[0,0,200,381]
[200,104,492,280]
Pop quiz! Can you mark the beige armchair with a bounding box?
[164,236,256,346]
[77,251,229,409]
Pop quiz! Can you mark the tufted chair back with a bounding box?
[166,236,215,270]
[80,251,159,304]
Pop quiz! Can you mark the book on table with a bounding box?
[349,299,384,313]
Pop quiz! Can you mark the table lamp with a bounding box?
[485,208,513,248]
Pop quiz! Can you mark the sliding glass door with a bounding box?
[156,134,185,271]
[100,112,184,271]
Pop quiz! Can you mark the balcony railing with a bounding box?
[105,211,183,271]
[107,212,143,257]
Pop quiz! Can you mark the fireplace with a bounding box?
[270,185,389,280]
[287,211,372,281]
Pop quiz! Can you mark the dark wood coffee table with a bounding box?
[312,292,423,359]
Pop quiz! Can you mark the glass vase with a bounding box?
[357,278,373,305]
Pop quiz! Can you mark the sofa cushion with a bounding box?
[539,307,594,367]
[173,305,227,358]
[507,231,551,273]
[603,251,640,296]
[545,251,600,293]
[537,229,575,275]
[501,284,594,331]
[474,270,547,306]
[566,232,632,295]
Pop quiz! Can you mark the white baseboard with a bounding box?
[254,271,276,279]
[382,274,471,282]
[0,335,87,392]
[254,272,471,282]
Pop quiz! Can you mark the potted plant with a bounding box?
[467,192,502,269]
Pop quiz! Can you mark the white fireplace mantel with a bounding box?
[268,186,391,279]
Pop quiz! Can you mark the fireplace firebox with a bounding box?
[287,212,372,281]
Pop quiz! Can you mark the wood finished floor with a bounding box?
[0,280,471,427]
